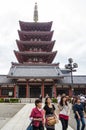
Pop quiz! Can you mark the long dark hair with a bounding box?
[45,97,50,105]
[59,96,68,106]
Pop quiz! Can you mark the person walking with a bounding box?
[30,99,44,130]
[58,96,70,130]
[45,94,49,99]
[43,97,58,130]
[73,97,85,130]
[39,94,42,101]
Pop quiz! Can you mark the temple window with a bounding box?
[35,58,38,62]
[33,58,35,61]
[33,58,38,62]
[38,39,41,41]
[34,38,37,41]
[34,48,38,51]
[39,48,42,52]
[30,38,33,41]
[39,58,43,62]
[29,48,32,51]
[28,58,32,62]
[1,88,14,96]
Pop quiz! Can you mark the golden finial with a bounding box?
[33,2,38,22]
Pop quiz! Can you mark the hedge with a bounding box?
[0,98,19,103]
[0,98,4,103]
[10,98,19,103]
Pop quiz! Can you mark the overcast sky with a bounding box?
[0,0,86,75]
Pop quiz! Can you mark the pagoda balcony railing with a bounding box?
[24,50,49,53]
[23,61,46,64]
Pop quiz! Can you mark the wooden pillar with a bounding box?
[14,84,16,98]
[26,80,29,98]
[41,80,44,98]
[53,84,57,98]
[54,84,57,98]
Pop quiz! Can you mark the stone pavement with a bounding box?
[0,103,24,129]
[1,103,74,130]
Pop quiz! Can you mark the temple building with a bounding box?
[0,3,86,98]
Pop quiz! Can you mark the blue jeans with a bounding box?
[75,117,85,130]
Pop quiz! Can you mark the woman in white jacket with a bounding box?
[58,96,70,130]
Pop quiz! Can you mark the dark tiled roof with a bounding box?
[19,21,53,31]
[0,74,86,85]
[60,76,86,85]
[8,65,63,79]
[61,69,70,74]
[0,75,13,84]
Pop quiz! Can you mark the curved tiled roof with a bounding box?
[18,30,54,41]
[16,40,55,45]
[16,40,55,52]
[19,21,53,31]
[60,75,86,85]
[0,75,13,84]
[8,65,63,79]
[14,50,57,63]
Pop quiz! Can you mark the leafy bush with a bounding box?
[0,98,4,103]
[0,98,19,103]
[52,98,57,103]
[10,98,19,103]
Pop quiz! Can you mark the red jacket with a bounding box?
[30,107,44,127]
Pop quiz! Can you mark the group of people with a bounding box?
[29,94,86,130]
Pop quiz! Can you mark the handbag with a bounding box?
[27,122,33,130]
[46,115,57,126]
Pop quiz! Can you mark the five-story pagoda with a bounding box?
[15,3,57,65]
[8,3,63,98]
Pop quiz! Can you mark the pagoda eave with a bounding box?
[16,40,55,52]
[19,21,53,31]
[11,62,60,67]
[16,40,56,45]
[14,50,57,63]
[18,30,54,41]
[14,50,57,56]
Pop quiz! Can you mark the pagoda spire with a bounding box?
[33,2,38,22]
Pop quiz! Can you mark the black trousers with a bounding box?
[60,117,68,130]
[46,128,55,130]
[33,125,44,130]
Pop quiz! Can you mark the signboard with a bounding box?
[9,91,13,96]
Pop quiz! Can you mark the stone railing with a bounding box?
[20,98,45,103]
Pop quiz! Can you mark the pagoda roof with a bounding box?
[11,62,60,67]
[16,40,55,52]
[18,30,53,41]
[7,65,63,79]
[14,50,57,63]
[19,21,53,31]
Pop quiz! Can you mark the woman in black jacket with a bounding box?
[43,97,58,130]
[73,97,86,130]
